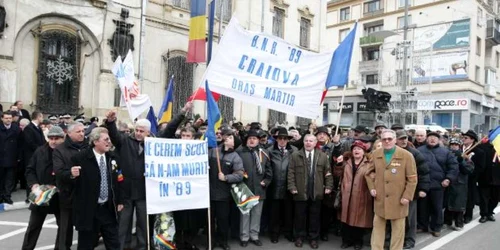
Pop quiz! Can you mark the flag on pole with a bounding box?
[158,76,174,124]
[187,0,207,63]
[321,23,358,103]
[146,106,159,136]
[488,126,500,155]
[205,81,222,147]
[112,50,152,120]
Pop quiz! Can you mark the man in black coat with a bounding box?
[0,111,21,204]
[13,100,31,121]
[66,127,122,250]
[267,127,297,243]
[105,102,189,250]
[461,130,486,224]
[477,140,500,223]
[53,122,88,250]
[21,111,46,199]
[22,126,65,250]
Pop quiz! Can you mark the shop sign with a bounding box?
[357,102,368,112]
[342,102,353,113]
[417,99,469,110]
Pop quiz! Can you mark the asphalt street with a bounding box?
[1,189,499,249]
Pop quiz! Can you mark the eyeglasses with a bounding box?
[381,138,394,142]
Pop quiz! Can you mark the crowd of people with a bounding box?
[1,100,500,250]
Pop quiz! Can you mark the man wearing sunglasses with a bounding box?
[365,129,417,250]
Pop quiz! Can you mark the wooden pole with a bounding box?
[334,85,347,136]
[463,137,486,157]
[146,212,151,249]
[207,205,212,250]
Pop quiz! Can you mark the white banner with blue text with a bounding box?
[144,138,210,214]
[200,18,335,119]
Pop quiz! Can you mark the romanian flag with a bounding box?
[321,23,358,103]
[158,76,174,124]
[488,126,500,155]
[188,86,220,102]
[187,0,207,63]
[205,81,222,148]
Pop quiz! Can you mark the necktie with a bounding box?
[99,155,108,202]
[280,147,285,156]
[253,150,263,174]
[307,152,312,174]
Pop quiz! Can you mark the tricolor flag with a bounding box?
[321,23,358,103]
[205,81,222,148]
[146,106,158,136]
[488,126,500,155]
[158,76,174,124]
[187,0,207,63]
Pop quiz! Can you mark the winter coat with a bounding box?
[0,123,21,167]
[70,148,121,231]
[267,143,298,200]
[53,137,89,208]
[236,146,273,199]
[22,122,46,166]
[463,144,485,180]
[25,143,59,214]
[340,156,373,228]
[208,147,244,201]
[404,146,430,196]
[365,147,417,220]
[446,149,474,211]
[418,144,459,189]
[477,143,500,186]
[287,149,333,201]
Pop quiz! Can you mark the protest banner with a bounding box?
[144,137,210,214]
[199,18,336,119]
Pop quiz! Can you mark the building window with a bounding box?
[477,37,481,56]
[273,7,285,38]
[166,55,194,115]
[398,0,411,8]
[36,29,80,114]
[364,0,381,13]
[365,48,379,60]
[365,24,383,35]
[366,74,378,85]
[340,7,350,21]
[475,66,481,82]
[172,0,190,9]
[496,51,499,68]
[478,7,483,26]
[339,28,350,42]
[215,0,232,22]
[397,15,412,29]
[114,87,121,107]
[300,17,311,48]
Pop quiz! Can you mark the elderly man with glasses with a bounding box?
[365,129,417,250]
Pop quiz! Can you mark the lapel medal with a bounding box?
[391,168,397,174]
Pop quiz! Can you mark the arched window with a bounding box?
[166,55,193,115]
[36,30,80,114]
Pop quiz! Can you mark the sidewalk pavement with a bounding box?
[0,187,30,212]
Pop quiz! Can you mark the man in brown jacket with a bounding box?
[365,129,417,250]
[288,134,333,249]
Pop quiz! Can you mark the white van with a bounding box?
[404,124,448,133]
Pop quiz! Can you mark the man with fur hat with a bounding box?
[417,131,458,237]
[460,129,486,223]
[237,129,273,247]
[267,127,297,243]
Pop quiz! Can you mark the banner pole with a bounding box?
[207,206,212,250]
[146,213,151,250]
[335,85,347,136]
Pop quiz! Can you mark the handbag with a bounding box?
[333,178,342,209]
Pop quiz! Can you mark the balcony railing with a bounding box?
[363,8,384,17]
[360,35,384,46]
[486,19,500,47]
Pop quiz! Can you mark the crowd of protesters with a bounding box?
[1,101,500,250]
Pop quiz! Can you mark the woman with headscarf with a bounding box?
[338,140,374,250]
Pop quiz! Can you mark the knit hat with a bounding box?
[47,126,65,138]
[351,140,367,151]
